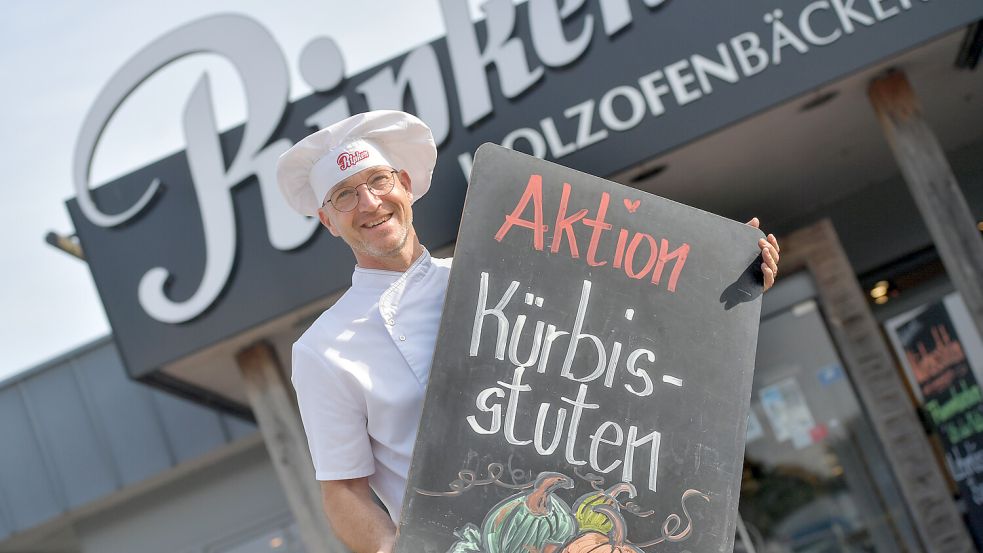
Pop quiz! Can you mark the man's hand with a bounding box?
[746,217,780,292]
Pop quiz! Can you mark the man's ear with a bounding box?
[317,207,341,237]
[397,169,412,195]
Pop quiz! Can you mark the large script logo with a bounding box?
[74,0,672,324]
[72,0,951,325]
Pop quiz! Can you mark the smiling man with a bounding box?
[319,165,418,265]
[276,110,779,553]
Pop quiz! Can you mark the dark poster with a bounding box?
[896,301,983,533]
[395,144,764,553]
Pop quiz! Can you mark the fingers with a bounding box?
[767,233,780,255]
[762,264,775,291]
[761,238,779,266]
[763,245,778,272]
[758,236,779,292]
[747,218,781,292]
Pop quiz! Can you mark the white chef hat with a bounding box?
[276,110,437,217]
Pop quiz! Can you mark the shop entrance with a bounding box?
[730,219,975,553]
[736,272,918,552]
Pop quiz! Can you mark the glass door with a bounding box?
[736,273,920,553]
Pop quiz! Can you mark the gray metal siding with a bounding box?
[0,483,11,539]
[150,391,230,464]
[222,413,259,442]
[20,365,120,509]
[0,338,257,541]
[0,387,63,532]
[72,345,174,485]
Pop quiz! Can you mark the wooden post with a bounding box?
[237,341,349,553]
[781,220,975,553]
[869,70,983,341]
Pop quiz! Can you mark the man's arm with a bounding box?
[320,478,396,553]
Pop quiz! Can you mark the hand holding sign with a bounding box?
[746,217,781,291]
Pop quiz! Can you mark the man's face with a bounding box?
[317,165,416,266]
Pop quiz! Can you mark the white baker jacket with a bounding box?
[291,250,451,522]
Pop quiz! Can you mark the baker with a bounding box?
[276,110,780,553]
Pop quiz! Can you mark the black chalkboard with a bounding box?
[895,301,983,540]
[395,144,763,553]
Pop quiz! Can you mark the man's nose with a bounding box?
[354,185,383,211]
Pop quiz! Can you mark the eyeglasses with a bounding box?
[323,169,398,212]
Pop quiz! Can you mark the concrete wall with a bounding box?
[74,443,296,553]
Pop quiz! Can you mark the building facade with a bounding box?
[5,2,983,552]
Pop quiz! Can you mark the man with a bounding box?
[277,110,780,553]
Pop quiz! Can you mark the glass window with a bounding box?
[737,291,920,553]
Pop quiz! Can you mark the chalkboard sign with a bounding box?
[893,301,983,538]
[396,144,763,553]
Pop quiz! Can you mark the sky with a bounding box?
[1,0,492,382]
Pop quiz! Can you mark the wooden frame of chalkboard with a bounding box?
[396,144,765,553]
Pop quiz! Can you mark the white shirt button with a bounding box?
[387,318,395,325]
[398,335,406,341]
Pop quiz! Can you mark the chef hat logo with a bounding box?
[337,150,369,171]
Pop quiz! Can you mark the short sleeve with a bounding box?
[291,341,375,481]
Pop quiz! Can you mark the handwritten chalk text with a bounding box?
[467,272,685,492]
[494,175,690,291]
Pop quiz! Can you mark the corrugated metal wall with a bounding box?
[0,337,256,541]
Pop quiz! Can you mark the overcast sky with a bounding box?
[1,0,492,382]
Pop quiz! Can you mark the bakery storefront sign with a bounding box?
[67,0,983,389]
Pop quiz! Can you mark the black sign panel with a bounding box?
[66,0,983,390]
[396,145,763,553]
[896,302,983,541]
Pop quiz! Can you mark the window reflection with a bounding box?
[737,298,918,552]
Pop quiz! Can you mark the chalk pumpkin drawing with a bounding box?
[436,468,711,553]
[560,504,643,553]
[447,472,577,553]
[572,482,637,535]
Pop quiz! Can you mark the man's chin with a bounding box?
[353,233,410,259]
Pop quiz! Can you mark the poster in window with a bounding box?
[887,299,983,533]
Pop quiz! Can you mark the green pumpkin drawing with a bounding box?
[448,472,577,553]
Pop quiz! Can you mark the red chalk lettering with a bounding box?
[495,174,547,250]
[497,176,692,294]
[551,182,589,258]
[583,192,612,266]
[653,240,690,291]
[613,229,629,269]
[624,232,658,279]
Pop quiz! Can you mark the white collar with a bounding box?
[350,249,432,291]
